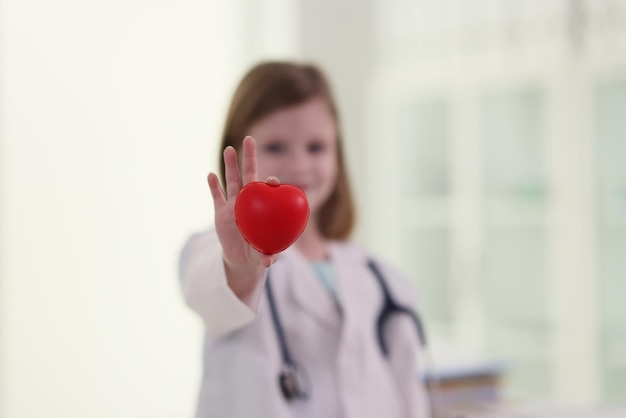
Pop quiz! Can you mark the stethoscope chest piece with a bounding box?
[279,363,309,400]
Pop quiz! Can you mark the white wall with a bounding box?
[0,1,297,417]
[297,0,377,246]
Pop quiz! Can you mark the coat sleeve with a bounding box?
[178,229,257,339]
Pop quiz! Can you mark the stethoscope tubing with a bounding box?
[367,259,428,354]
[264,260,457,417]
[265,259,428,395]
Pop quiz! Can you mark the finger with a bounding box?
[241,136,257,185]
[224,146,242,199]
[265,176,280,186]
[207,172,227,208]
[260,253,280,267]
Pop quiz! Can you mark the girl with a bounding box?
[179,62,431,418]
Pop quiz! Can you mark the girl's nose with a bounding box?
[287,149,311,173]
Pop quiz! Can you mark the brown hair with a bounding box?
[218,61,355,240]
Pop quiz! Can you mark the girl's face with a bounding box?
[248,98,339,215]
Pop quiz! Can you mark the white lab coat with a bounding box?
[179,229,431,418]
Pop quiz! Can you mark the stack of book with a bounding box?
[423,340,506,415]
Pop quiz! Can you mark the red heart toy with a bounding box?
[234,182,310,255]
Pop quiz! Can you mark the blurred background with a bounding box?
[1,0,625,417]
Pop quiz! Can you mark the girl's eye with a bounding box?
[265,143,284,153]
[308,142,326,153]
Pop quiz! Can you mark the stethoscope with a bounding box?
[264,259,428,402]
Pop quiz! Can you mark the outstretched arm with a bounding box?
[179,136,281,338]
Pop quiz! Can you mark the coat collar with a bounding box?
[279,242,377,334]
[278,244,341,333]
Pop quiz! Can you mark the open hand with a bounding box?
[207,136,279,270]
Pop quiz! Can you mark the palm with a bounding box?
[214,193,256,267]
[207,136,274,269]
